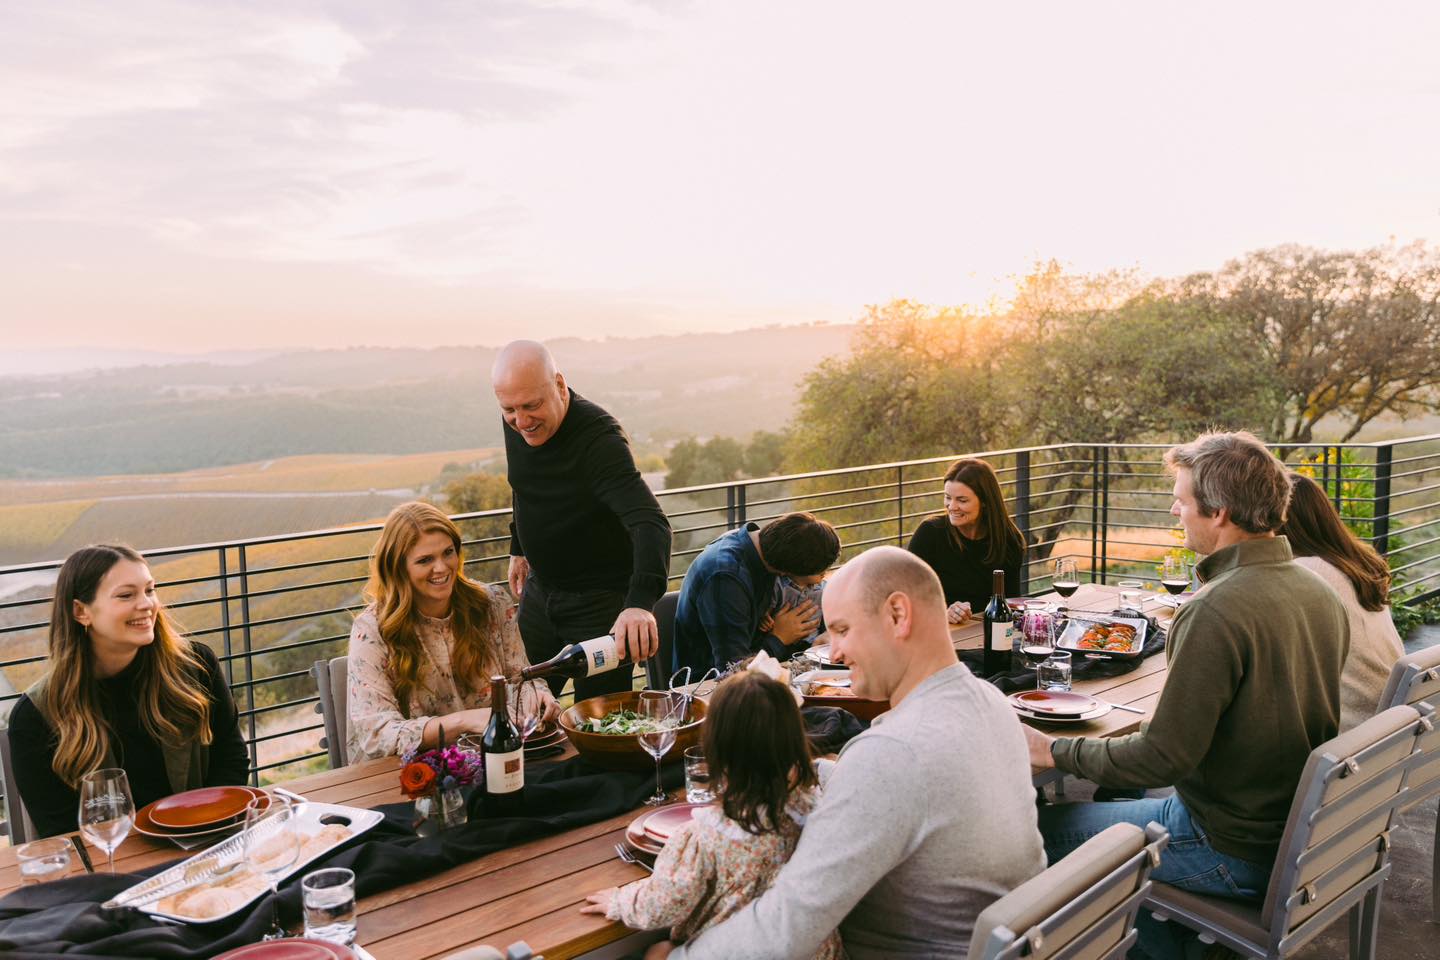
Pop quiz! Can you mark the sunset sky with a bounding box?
[2,1,1438,352]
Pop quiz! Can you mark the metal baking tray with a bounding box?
[1054,614,1148,660]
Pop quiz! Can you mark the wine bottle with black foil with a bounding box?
[519,635,621,682]
[483,675,524,815]
[982,570,1014,677]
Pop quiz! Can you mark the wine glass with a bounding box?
[245,795,302,940]
[1052,558,1080,599]
[507,680,542,742]
[1161,555,1190,595]
[1019,606,1056,688]
[636,691,679,806]
[78,768,134,874]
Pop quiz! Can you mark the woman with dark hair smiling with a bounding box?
[1280,472,1403,730]
[906,458,1025,623]
[9,544,248,838]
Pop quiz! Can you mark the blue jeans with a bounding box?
[1037,793,1271,959]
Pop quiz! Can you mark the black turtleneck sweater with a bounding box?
[8,641,249,838]
[505,389,672,610]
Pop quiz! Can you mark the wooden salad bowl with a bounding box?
[560,690,708,772]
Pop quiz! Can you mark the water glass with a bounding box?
[1116,579,1145,614]
[302,867,357,946]
[1039,650,1073,691]
[16,837,72,884]
[683,746,714,803]
[78,768,134,874]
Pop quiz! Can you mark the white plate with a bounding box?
[1011,701,1113,723]
[111,801,383,925]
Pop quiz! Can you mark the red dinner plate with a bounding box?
[625,813,666,854]
[149,786,256,830]
[136,787,269,839]
[1010,690,1100,716]
[211,939,338,960]
[642,802,707,843]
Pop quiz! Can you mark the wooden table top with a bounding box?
[0,582,1176,960]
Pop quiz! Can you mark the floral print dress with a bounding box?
[345,585,555,762]
[608,789,845,958]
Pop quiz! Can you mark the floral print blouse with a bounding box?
[608,789,845,958]
[346,585,555,762]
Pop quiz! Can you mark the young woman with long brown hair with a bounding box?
[1280,472,1403,731]
[905,458,1026,623]
[346,501,559,762]
[8,545,248,838]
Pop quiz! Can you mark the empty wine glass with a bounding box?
[78,768,134,874]
[245,795,302,940]
[1052,558,1080,599]
[636,691,679,806]
[507,680,541,741]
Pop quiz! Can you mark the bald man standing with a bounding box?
[492,341,672,700]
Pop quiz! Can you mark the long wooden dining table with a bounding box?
[0,583,1177,960]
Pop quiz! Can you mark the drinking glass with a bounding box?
[1161,555,1190,595]
[1052,558,1081,599]
[245,795,301,940]
[1019,606,1056,687]
[16,838,72,884]
[77,768,133,874]
[683,746,714,803]
[636,691,678,806]
[302,867,357,946]
[506,679,542,741]
[1039,650,1073,691]
[1116,579,1145,613]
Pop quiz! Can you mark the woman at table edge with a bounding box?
[8,544,249,839]
[905,458,1025,623]
[346,501,559,763]
[1279,471,1403,732]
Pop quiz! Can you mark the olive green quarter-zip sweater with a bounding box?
[1051,536,1349,865]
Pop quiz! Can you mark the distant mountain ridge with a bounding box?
[0,324,854,478]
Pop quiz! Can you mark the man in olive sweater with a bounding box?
[1024,431,1349,959]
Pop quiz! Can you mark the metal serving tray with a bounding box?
[1054,614,1148,660]
[108,800,383,924]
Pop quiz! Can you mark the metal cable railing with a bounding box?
[2,434,1438,829]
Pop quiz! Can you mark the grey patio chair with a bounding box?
[645,590,680,690]
[1144,702,1435,959]
[967,821,1168,960]
[310,655,349,768]
[0,722,38,845]
[1374,642,1440,921]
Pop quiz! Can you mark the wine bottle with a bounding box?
[483,675,524,814]
[519,635,621,682]
[982,570,1014,677]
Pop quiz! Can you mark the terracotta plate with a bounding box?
[150,786,257,830]
[624,812,666,854]
[1010,690,1100,716]
[211,939,337,960]
[136,787,270,839]
[642,802,707,843]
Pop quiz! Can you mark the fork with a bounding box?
[614,843,653,872]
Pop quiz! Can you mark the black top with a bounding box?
[505,389,672,610]
[8,641,250,838]
[906,515,1024,610]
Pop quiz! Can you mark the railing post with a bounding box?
[238,544,259,786]
[735,483,747,526]
[725,485,736,529]
[1331,445,1343,516]
[896,464,905,546]
[1015,451,1031,591]
[1099,447,1111,584]
[1373,443,1393,556]
[1090,447,1100,583]
[218,546,234,686]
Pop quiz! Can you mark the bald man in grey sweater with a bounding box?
[656,547,1046,960]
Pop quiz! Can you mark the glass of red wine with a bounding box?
[1020,605,1056,687]
[1052,558,1080,599]
[1161,555,1190,595]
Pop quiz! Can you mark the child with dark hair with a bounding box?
[581,671,844,958]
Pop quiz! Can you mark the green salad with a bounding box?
[576,709,677,735]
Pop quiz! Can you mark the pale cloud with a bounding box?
[0,0,1438,350]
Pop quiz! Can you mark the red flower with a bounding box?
[400,761,438,798]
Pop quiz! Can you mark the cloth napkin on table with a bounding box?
[0,711,866,960]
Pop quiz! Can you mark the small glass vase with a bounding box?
[413,786,467,836]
